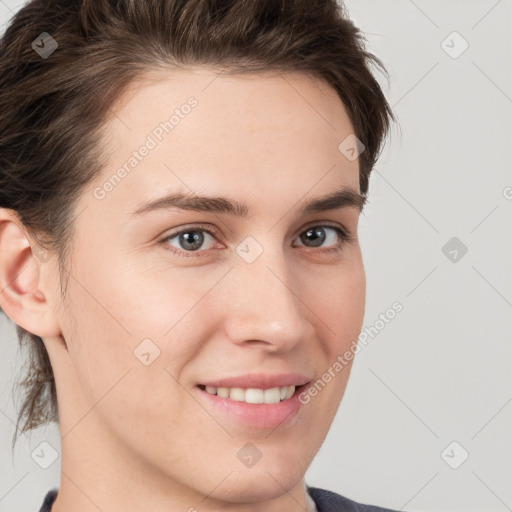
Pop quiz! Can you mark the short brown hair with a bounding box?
[0,0,395,449]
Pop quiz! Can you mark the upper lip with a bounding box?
[199,372,312,390]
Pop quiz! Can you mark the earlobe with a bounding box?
[0,208,61,339]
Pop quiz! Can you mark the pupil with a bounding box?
[181,231,203,250]
[304,227,325,247]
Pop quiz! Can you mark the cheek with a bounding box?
[59,257,224,412]
[108,256,230,338]
[306,254,366,349]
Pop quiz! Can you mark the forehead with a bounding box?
[108,66,349,132]
[83,67,360,220]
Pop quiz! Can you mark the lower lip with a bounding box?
[195,385,307,429]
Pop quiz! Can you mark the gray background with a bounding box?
[1,1,511,511]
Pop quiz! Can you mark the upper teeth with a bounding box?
[204,385,296,404]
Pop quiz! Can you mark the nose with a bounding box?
[223,246,313,354]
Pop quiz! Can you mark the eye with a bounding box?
[160,224,219,257]
[159,223,354,257]
[293,224,353,252]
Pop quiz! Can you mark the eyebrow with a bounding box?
[130,186,366,218]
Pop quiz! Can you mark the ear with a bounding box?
[0,208,62,339]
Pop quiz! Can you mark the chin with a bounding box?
[208,471,303,504]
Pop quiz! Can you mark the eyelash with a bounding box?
[158,222,356,258]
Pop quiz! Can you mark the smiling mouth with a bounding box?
[196,383,308,404]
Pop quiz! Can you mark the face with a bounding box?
[43,69,366,505]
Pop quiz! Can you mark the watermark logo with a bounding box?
[133,338,161,366]
[236,442,262,468]
[441,441,469,469]
[236,236,264,264]
[441,31,469,59]
[338,134,365,161]
[32,32,58,59]
[31,243,53,263]
[31,441,59,469]
[441,236,468,263]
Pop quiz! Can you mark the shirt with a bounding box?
[38,485,404,511]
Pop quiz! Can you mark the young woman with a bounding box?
[0,1,400,510]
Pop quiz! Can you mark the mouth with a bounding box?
[195,381,311,429]
[197,383,307,404]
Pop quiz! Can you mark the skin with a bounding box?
[0,68,366,512]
